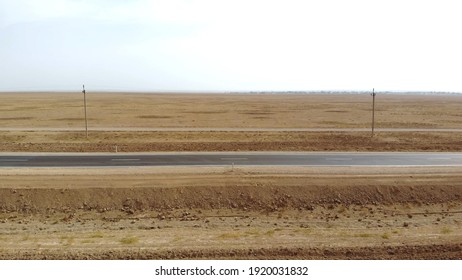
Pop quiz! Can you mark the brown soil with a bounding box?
[1,131,461,152]
[0,93,461,152]
[1,168,461,260]
[3,244,461,260]
[1,93,461,129]
[1,174,461,212]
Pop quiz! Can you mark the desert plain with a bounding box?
[0,92,461,259]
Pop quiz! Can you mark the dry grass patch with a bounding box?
[217,232,242,239]
[441,227,452,234]
[90,232,104,238]
[119,236,139,245]
[354,233,375,238]
[60,236,75,246]
[381,233,391,239]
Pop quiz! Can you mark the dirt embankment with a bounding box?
[1,131,462,152]
[3,244,462,260]
[1,184,461,214]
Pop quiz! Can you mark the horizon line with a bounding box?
[1,89,462,95]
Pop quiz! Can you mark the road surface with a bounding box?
[0,152,461,167]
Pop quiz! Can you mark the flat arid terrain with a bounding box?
[1,92,462,129]
[0,93,461,259]
[0,93,461,152]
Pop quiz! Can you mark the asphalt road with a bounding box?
[0,153,461,167]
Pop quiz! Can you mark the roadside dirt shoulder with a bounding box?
[0,168,461,259]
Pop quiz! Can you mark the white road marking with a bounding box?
[111,159,140,161]
[220,157,248,161]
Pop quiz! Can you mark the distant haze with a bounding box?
[1,0,462,92]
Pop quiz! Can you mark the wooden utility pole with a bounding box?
[82,84,88,138]
[371,88,376,137]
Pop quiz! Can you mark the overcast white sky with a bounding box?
[1,0,461,92]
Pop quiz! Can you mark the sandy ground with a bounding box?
[0,166,461,259]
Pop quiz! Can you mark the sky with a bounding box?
[1,0,461,92]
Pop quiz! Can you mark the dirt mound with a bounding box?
[2,244,461,260]
[1,131,462,152]
[1,184,461,214]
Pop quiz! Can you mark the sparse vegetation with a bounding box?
[90,232,104,238]
[244,229,261,236]
[381,233,391,239]
[441,227,452,234]
[171,235,183,243]
[119,236,139,245]
[60,236,75,246]
[217,232,242,239]
[0,93,461,152]
[355,233,375,238]
[294,228,312,235]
